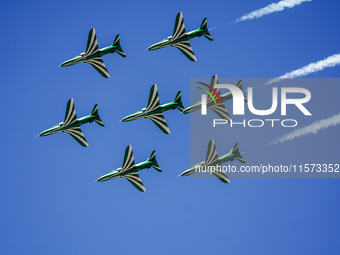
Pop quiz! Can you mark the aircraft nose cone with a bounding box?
[147,44,158,51]
[38,131,47,137]
[121,114,139,122]
[60,60,72,67]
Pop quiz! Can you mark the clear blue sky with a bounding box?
[1,0,340,254]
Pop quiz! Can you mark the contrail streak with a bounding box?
[268,113,340,145]
[266,53,340,84]
[237,0,311,22]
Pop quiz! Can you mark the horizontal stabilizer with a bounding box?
[91,104,99,116]
[113,34,126,58]
[94,118,105,127]
[174,91,185,112]
[91,104,105,126]
[200,18,213,41]
[149,150,162,172]
[230,143,246,163]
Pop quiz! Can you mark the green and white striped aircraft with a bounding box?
[38,98,104,147]
[60,28,126,78]
[183,75,247,121]
[147,12,213,61]
[96,145,161,192]
[180,140,245,183]
[121,84,185,134]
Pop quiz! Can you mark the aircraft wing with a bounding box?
[205,141,230,183]
[172,41,197,61]
[211,170,230,183]
[209,104,231,122]
[146,112,171,134]
[205,139,218,165]
[145,84,161,112]
[120,145,135,173]
[121,171,146,192]
[85,28,99,57]
[63,98,78,126]
[84,57,110,78]
[172,12,186,41]
[64,127,89,147]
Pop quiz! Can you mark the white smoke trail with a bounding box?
[268,113,340,145]
[237,0,311,22]
[267,53,340,85]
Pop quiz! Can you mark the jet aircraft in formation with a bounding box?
[96,145,161,192]
[180,140,245,183]
[60,12,214,79]
[40,14,248,191]
[60,28,126,78]
[38,99,104,147]
[147,12,213,61]
[121,84,184,134]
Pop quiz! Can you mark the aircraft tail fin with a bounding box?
[174,91,185,112]
[236,80,247,102]
[112,34,126,58]
[200,18,213,41]
[91,104,105,127]
[149,150,162,172]
[229,143,246,163]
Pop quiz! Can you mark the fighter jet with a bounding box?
[96,145,161,192]
[38,98,104,147]
[183,75,247,121]
[147,12,213,61]
[121,84,184,134]
[180,140,245,183]
[60,28,126,78]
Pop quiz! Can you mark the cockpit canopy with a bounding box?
[80,52,85,57]
[59,122,64,126]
